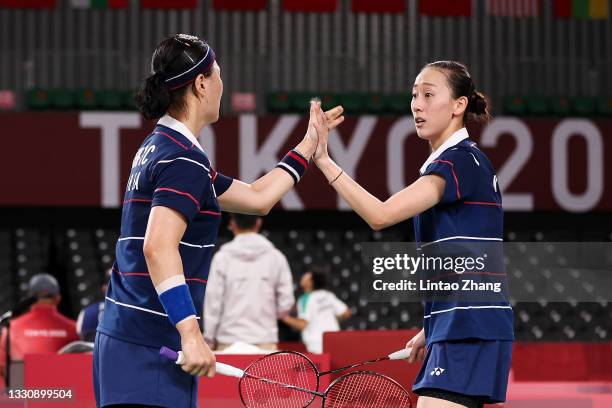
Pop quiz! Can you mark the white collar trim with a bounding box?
[157,114,204,152]
[419,127,469,175]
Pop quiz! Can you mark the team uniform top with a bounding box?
[414,127,514,346]
[97,115,233,350]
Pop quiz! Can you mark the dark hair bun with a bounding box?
[470,91,488,114]
[134,72,170,120]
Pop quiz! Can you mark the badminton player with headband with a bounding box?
[93,34,344,408]
[310,61,513,408]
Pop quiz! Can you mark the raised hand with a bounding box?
[295,101,325,160]
[310,101,344,163]
[324,104,345,132]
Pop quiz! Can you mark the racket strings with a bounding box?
[325,372,412,408]
[240,352,318,408]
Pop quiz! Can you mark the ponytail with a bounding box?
[466,90,492,124]
[134,72,170,120]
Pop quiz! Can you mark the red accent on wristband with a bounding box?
[289,151,309,168]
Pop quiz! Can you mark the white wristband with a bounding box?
[155,275,186,295]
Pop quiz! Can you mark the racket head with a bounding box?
[322,371,413,408]
[238,350,320,408]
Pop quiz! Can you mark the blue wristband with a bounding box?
[158,284,197,326]
[276,150,309,185]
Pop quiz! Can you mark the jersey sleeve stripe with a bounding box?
[155,157,211,173]
[432,159,461,199]
[199,210,221,216]
[154,187,199,207]
[123,198,152,205]
[464,201,502,207]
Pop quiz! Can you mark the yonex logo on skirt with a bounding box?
[430,367,446,376]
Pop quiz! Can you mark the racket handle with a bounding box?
[215,362,245,378]
[159,347,245,378]
[388,347,412,360]
[160,346,184,364]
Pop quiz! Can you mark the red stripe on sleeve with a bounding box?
[199,210,221,216]
[464,201,502,207]
[123,198,153,205]
[432,159,461,199]
[154,188,199,207]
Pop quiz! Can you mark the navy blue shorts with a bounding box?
[93,332,198,408]
[412,339,512,404]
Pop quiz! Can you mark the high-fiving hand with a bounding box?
[308,100,344,163]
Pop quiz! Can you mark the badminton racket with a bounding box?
[160,347,413,407]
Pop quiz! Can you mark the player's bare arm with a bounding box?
[310,103,444,230]
[143,206,216,377]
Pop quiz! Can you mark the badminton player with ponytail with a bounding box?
[93,34,343,408]
[311,61,513,408]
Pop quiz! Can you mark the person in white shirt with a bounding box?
[204,213,295,351]
[282,267,351,353]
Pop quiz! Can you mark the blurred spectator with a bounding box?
[282,267,351,353]
[76,269,111,342]
[0,273,78,387]
[204,214,294,351]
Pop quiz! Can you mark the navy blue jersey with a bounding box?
[98,115,233,350]
[414,128,514,345]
